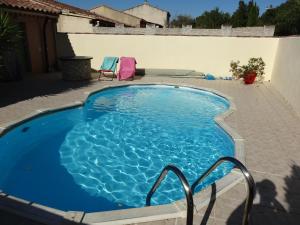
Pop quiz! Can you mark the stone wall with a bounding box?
[60,57,92,81]
[92,25,275,37]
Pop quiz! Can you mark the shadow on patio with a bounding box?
[0,73,95,108]
[197,163,300,225]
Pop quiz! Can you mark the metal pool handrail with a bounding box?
[146,165,194,225]
[191,157,256,225]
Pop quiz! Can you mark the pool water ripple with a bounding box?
[0,85,234,212]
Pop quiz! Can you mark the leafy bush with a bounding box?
[260,0,300,36]
[230,57,265,82]
[170,15,195,28]
[0,10,21,51]
[0,10,22,80]
[195,8,231,28]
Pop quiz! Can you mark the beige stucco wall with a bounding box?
[271,37,300,116]
[91,6,141,27]
[124,4,169,27]
[57,14,93,33]
[58,33,278,81]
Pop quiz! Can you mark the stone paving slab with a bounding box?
[0,74,300,225]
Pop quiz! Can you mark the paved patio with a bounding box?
[0,74,300,225]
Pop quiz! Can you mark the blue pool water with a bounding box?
[0,85,234,212]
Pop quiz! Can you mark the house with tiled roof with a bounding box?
[0,0,118,74]
[90,5,158,28]
[124,1,171,28]
[43,0,118,32]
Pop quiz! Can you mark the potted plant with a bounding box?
[230,58,265,84]
[0,10,22,81]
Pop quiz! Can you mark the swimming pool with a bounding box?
[0,85,234,213]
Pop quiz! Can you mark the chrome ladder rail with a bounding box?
[191,157,256,225]
[146,165,194,225]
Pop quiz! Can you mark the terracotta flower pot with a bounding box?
[243,72,257,84]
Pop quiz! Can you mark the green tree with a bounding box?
[195,7,231,28]
[170,15,195,28]
[231,0,248,27]
[260,5,277,25]
[0,10,22,80]
[0,10,21,52]
[260,0,300,36]
[274,0,300,35]
[247,0,260,26]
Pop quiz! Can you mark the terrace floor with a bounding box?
[0,73,300,225]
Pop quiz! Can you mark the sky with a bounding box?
[59,0,287,17]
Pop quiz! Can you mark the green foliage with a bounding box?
[230,0,260,27]
[260,0,300,36]
[230,58,266,82]
[247,1,259,26]
[0,10,22,51]
[0,10,22,80]
[170,0,300,36]
[231,0,248,27]
[170,15,195,28]
[195,1,260,29]
[260,6,277,25]
[195,8,230,28]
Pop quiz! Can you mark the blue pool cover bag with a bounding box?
[206,74,216,80]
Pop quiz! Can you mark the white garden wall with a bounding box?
[271,37,300,116]
[57,33,279,81]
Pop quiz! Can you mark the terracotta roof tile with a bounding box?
[0,0,60,14]
[0,0,117,23]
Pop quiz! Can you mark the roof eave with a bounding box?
[0,4,60,16]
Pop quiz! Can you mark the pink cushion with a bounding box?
[118,57,137,80]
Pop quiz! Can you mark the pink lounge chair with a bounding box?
[118,57,137,81]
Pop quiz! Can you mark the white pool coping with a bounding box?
[0,83,245,225]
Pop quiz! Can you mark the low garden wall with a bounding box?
[92,25,275,37]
